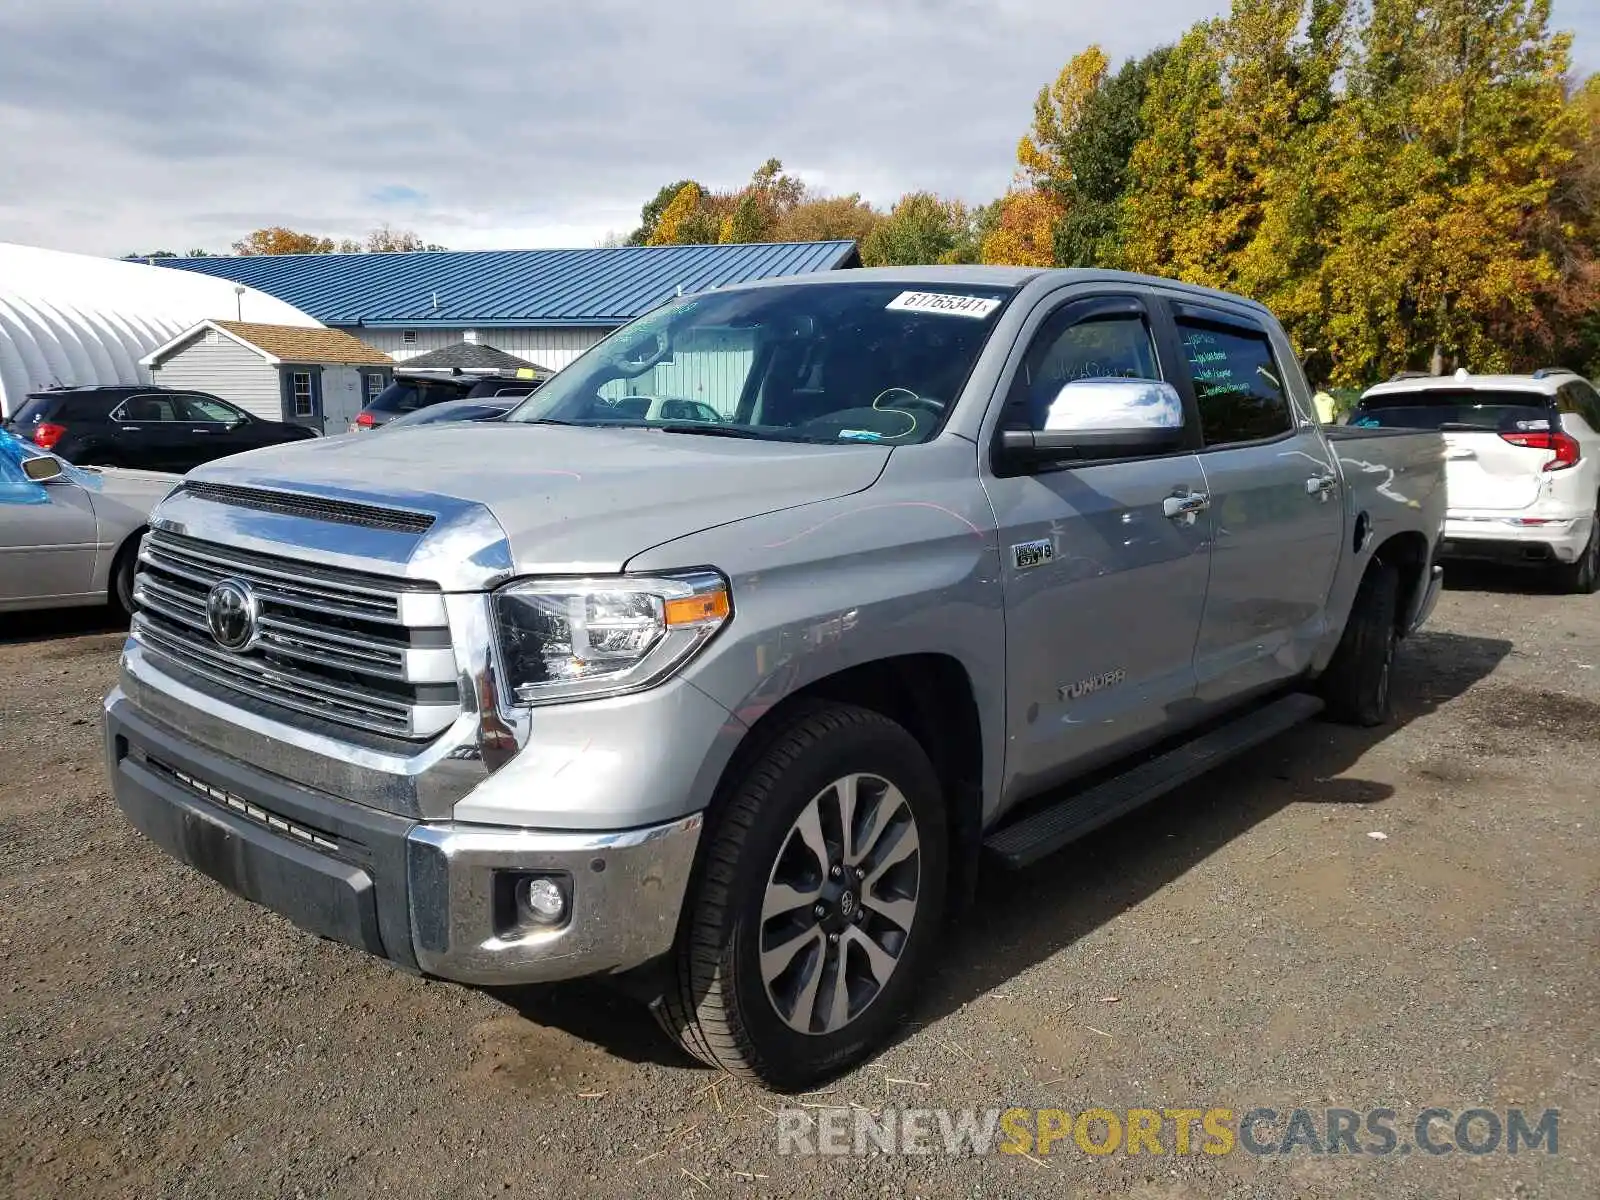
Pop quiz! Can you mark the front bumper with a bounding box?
[1442,512,1594,564]
[106,689,702,985]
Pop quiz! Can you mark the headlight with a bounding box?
[493,572,731,705]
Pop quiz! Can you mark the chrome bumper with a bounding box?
[407,817,701,984]
[107,686,703,985]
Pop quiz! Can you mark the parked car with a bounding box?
[1351,368,1600,592]
[4,385,318,474]
[0,428,177,614]
[594,395,723,423]
[351,373,544,432]
[380,397,520,430]
[105,268,1445,1090]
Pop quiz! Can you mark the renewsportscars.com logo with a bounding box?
[775,1106,1561,1158]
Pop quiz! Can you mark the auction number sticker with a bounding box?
[886,291,1001,319]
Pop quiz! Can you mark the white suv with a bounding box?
[1352,369,1600,593]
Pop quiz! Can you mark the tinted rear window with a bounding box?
[464,379,542,400]
[11,396,65,425]
[1353,388,1554,431]
[367,379,469,414]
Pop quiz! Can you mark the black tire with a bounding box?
[659,701,948,1091]
[1552,508,1599,595]
[1319,560,1400,727]
[109,534,141,618]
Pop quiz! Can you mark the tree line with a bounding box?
[629,0,1598,384]
[124,224,445,260]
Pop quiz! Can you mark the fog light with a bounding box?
[518,876,566,923]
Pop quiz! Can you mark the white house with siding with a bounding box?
[142,320,393,433]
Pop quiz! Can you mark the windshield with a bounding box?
[1352,388,1554,432]
[506,281,1014,444]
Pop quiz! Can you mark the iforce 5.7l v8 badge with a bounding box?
[1011,539,1055,570]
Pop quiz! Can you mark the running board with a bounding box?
[983,693,1325,870]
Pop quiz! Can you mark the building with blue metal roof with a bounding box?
[156,241,860,372]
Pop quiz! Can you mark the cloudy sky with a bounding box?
[3,0,1600,259]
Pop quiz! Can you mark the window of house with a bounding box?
[205,329,221,345]
[292,372,315,416]
[365,373,386,403]
[1175,316,1292,445]
[402,330,418,345]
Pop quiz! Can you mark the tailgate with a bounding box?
[1350,387,1557,513]
[1442,430,1546,511]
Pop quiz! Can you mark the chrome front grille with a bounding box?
[132,530,461,740]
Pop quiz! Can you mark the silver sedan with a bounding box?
[0,429,178,615]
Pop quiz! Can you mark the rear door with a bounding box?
[107,394,189,471]
[1167,301,1346,705]
[1353,388,1557,512]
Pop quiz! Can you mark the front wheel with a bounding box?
[109,535,141,618]
[659,702,947,1091]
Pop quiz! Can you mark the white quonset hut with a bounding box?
[0,242,321,417]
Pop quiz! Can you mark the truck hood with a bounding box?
[185,423,891,576]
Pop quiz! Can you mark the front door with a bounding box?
[981,291,1212,803]
[108,394,190,472]
[0,445,98,606]
[1166,300,1345,705]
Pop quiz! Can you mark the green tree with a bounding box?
[1053,48,1171,267]
[628,180,698,245]
[860,192,977,265]
[1316,0,1574,380]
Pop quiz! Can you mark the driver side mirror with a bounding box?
[997,378,1186,471]
[22,455,64,483]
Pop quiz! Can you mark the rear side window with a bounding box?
[464,380,541,400]
[1175,317,1292,445]
[1353,389,1554,432]
[367,380,465,414]
[1556,380,1600,432]
[11,395,63,426]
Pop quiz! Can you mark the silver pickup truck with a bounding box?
[104,267,1445,1089]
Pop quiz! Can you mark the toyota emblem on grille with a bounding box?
[205,579,259,652]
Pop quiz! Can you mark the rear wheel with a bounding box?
[1552,508,1599,595]
[1319,560,1400,727]
[659,702,947,1091]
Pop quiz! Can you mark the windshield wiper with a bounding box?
[652,423,776,440]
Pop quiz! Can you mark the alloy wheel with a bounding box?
[757,773,921,1035]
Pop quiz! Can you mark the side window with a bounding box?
[1174,316,1292,445]
[1001,308,1161,433]
[179,396,244,423]
[1560,381,1600,432]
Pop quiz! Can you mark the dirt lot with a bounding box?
[1,568,1596,1199]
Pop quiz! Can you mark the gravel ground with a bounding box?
[1,567,1596,1199]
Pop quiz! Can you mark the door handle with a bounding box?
[190,428,211,434]
[1162,491,1211,520]
[1305,473,1338,498]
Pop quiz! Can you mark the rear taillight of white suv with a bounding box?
[1500,429,1581,471]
